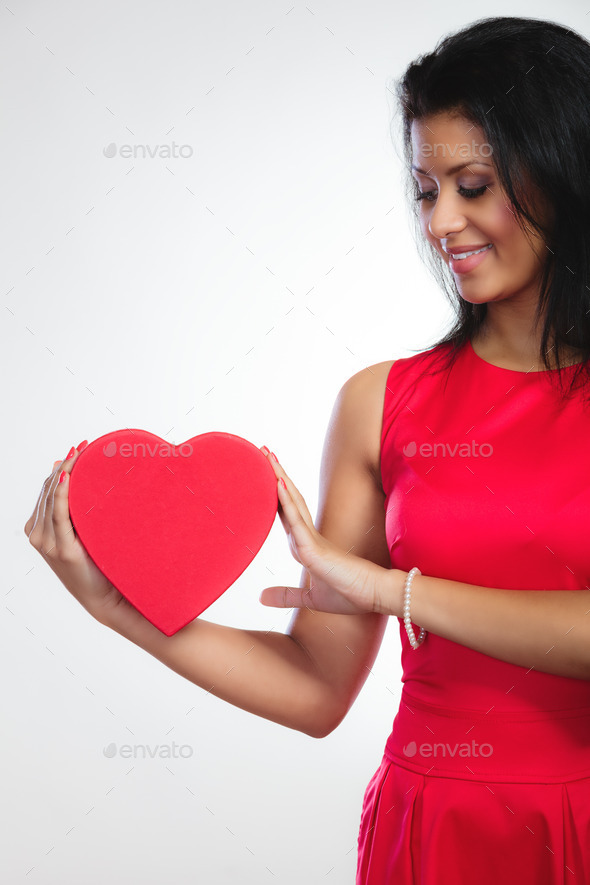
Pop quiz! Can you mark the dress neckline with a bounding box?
[466,339,584,375]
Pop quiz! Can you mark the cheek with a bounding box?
[495,203,543,252]
[498,200,519,234]
[488,205,545,270]
[476,200,518,247]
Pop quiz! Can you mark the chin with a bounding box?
[456,289,498,305]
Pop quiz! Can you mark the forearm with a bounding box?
[387,570,590,680]
[99,600,334,738]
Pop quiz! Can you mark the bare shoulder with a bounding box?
[333,359,396,488]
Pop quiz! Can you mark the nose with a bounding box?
[427,189,467,241]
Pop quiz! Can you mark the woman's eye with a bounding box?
[414,184,488,202]
[458,184,488,199]
[415,189,436,202]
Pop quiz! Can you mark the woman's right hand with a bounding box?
[24,442,131,625]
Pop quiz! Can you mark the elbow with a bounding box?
[307,705,348,740]
[308,722,333,740]
[306,723,334,740]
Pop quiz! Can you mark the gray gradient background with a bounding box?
[4,1,587,882]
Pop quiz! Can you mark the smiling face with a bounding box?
[410,112,550,309]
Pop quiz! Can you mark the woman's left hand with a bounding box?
[258,447,401,616]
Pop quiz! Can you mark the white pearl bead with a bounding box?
[403,567,426,649]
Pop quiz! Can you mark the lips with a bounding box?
[444,243,492,256]
[448,244,492,275]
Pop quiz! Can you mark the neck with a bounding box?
[471,304,584,372]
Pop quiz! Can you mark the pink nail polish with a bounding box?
[270,451,279,462]
[76,439,88,453]
[66,446,75,459]
[59,470,66,483]
[280,477,286,489]
[260,446,270,455]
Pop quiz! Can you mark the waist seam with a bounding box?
[382,742,590,784]
[400,688,590,723]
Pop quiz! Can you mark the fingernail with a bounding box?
[53,460,61,469]
[76,439,88,452]
[59,470,67,483]
[66,446,75,459]
[260,446,270,455]
[280,477,286,489]
[270,451,279,462]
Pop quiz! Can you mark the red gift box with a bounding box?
[68,429,278,635]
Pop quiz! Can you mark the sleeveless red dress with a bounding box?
[356,339,590,884]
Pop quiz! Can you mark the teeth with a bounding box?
[452,243,492,260]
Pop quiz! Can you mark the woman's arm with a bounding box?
[100,603,336,738]
[99,360,396,737]
[383,570,590,681]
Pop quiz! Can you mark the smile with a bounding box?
[451,243,493,260]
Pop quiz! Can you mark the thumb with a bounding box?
[259,586,306,609]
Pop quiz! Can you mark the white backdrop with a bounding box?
[4,1,587,882]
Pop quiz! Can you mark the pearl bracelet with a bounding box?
[403,567,426,649]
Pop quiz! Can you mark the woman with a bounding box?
[25,15,590,884]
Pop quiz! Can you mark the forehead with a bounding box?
[411,112,484,142]
[411,113,489,169]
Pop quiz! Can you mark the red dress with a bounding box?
[356,339,590,884]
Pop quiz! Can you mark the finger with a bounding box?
[25,452,75,541]
[260,449,297,535]
[40,470,62,555]
[25,462,59,543]
[52,469,78,554]
[273,480,295,539]
[278,472,313,523]
[42,447,79,552]
[262,450,317,533]
[50,448,83,542]
[281,480,315,534]
[259,586,308,609]
[24,473,48,537]
[276,476,318,545]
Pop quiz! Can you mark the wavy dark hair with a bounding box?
[390,15,590,400]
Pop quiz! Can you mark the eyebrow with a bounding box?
[411,161,492,176]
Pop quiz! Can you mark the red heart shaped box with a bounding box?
[68,429,278,635]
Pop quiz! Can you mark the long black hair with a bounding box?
[392,16,590,399]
